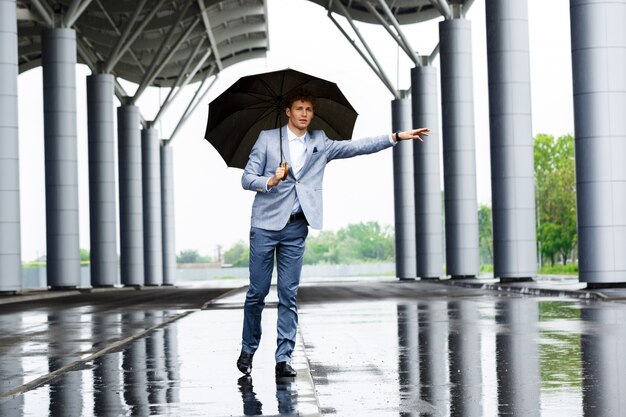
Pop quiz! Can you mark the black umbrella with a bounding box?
[204,68,358,169]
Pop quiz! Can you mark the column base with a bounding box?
[499,277,534,283]
[586,282,626,290]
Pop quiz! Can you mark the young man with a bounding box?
[238,89,429,377]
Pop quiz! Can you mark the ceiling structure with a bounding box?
[13,0,475,86]
[12,0,472,128]
[16,0,269,87]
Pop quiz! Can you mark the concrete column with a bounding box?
[570,0,626,286]
[439,18,479,278]
[42,28,80,288]
[485,0,537,280]
[87,74,117,287]
[142,128,163,286]
[0,0,21,292]
[392,97,416,279]
[161,144,176,285]
[117,105,144,286]
[411,62,444,279]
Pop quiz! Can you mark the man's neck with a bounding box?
[287,123,307,138]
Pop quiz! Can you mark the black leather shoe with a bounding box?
[275,361,297,378]
[237,350,254,375]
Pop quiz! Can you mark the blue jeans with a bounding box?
[241,218,308,362]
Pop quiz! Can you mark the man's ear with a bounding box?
[285,107,291,117]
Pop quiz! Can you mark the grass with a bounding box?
[539,263,578,275]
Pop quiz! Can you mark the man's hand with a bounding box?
[268,164,288,188]
[395,128,430,142]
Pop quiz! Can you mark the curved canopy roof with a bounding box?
[16,0,269,88]
[309,0,469,25]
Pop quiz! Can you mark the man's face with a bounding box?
[286,99,314,132]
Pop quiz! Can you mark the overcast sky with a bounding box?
[17,0,573,261]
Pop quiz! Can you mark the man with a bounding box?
[238,89,429,378]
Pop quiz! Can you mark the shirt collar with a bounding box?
[286,126,307,142]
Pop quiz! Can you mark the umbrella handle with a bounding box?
[280,162,289,180]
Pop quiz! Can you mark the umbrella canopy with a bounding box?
[204,68,358,169]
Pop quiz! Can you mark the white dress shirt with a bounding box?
[286,128,307,214]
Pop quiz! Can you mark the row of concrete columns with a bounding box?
[393,13,482,280]
[393,0,626,285]
[0,2,177,291]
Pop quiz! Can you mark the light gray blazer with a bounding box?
[242,125,394,231]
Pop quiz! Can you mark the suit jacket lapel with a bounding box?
[300,131,315,175]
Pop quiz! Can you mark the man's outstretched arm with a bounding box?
[325,128,430,161]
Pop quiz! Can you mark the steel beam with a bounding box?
[374,0,420,64]
[104,0,169,74]
[153,40,210,125]
[132,6,198,103]
[329,5,399,98]
[167,69,217,143]
[197,0,223,71]
[63,0,94,28]
[428,0,452,20]
[29,0,54,27]
[362,2,415,63]
[95,0,146,73]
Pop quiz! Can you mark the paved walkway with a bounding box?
[0,276,625,416]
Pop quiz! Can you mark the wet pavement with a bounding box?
[0,278,626,416]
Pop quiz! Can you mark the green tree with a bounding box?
[80,248,90,262]
[177,249,200,263]
[336,221,394,263]
[534,134,577,265]
[223,241,250,267]
[478,204,493,265]
[304,231,340,265]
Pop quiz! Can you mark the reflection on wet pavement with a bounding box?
[297,283,626,417]
[1,281,626,415]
